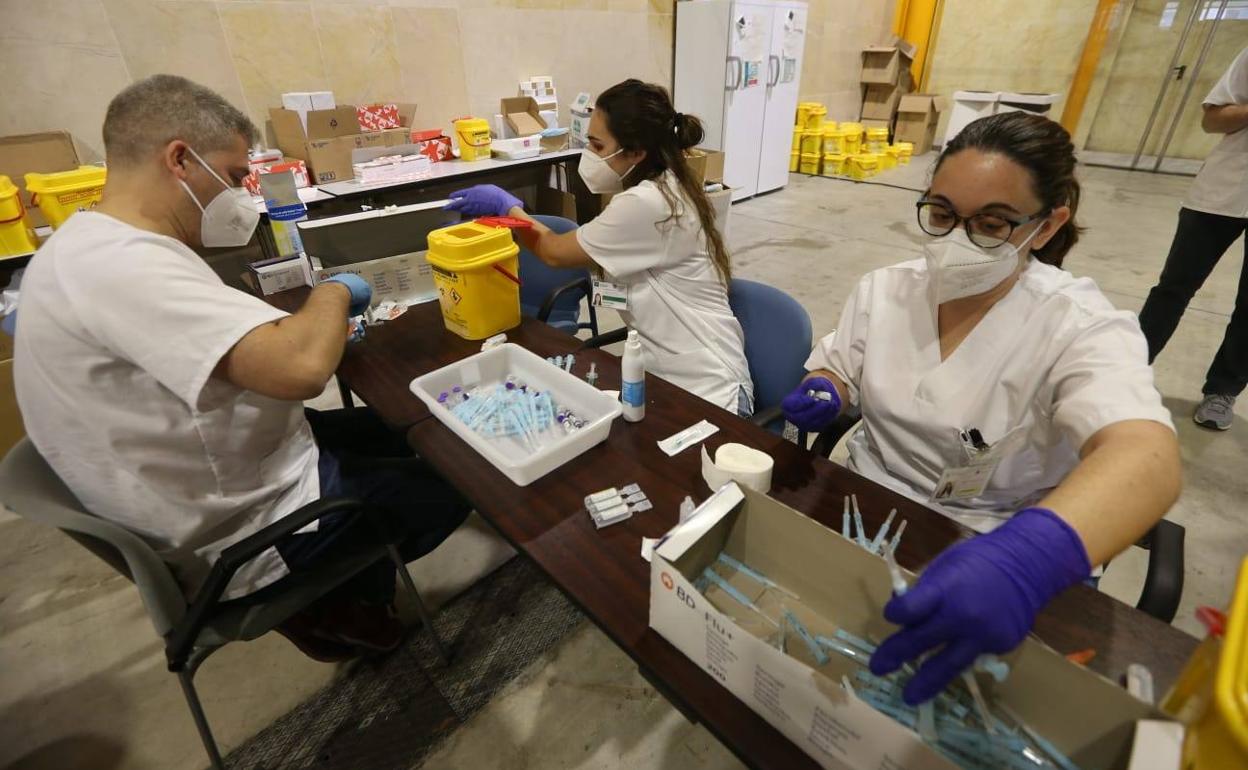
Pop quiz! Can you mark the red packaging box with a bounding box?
[410,129,454,163]
[356,104,401,132]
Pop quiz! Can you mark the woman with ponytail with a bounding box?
[446,80,752,414]
[780,112,1182,705]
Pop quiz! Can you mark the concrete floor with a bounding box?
[3,159,1245,770]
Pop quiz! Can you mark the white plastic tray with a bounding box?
[410,343,622,486]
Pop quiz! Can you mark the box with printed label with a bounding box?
[649,483,1179,770]
[249,255,312,295]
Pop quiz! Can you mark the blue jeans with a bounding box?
[238,407,470,606]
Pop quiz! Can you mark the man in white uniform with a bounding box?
[1139,45,1248,430]
[15,75,467,660]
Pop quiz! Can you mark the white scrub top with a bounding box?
[15,212,321,600]
[1185,45,1248,218]
[577,172,753,412]
[807,257,1174,533]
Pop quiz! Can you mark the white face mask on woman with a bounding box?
[578,147,635,195]
[177,147,260,248]
[923,225,1043,305]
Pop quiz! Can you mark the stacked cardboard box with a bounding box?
[270,103,417,185]
[895,94,947,155]
[858,37,916,137]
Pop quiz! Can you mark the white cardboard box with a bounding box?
[251,255,313,295]
[649,483,1177,770]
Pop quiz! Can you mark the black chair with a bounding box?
[811,413,1186,624]
[0,439,448,770]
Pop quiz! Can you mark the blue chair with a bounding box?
[728,279,813,438]
[518,215,599,337]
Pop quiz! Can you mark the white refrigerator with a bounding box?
[675,0,808,201]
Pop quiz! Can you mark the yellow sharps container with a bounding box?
[425,221,521,340]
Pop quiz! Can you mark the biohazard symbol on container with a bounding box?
[449,288,462,305]
[661,572,674,591]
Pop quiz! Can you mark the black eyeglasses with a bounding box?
[916,199,1050,249]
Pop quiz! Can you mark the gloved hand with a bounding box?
[781,376,842,431]
[324,273,372,317]
[444,185,522,218]
[869,507,1091,705]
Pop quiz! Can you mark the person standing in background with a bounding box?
[1139,45,1248,431]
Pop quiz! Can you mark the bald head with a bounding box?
[103,75,257,167]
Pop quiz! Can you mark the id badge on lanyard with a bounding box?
[591,279,628,310]
[930,426,1025,502]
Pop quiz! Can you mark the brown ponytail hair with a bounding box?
[935,111,1084,267]
[595,79,732,284]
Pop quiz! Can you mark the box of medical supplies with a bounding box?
[356,103,401,132]
[249,254,312,295]
[410,343,623,487]
[500,97,548,137]
[649,482,1181,770]
[243,158,308,196]
[0,131,80,229]
[270,103,416,184]
[281,91,336,131]
[685,148,725,185]
[570,92,594,149]
[410,129,454,163]
[520,76,558,111]
[351,152,433,185]
[895,95,946,156]
[24,166,106,229]
[491,136,542,161]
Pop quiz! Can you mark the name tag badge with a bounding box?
[591,279,628,310]
[931,426,1027,502]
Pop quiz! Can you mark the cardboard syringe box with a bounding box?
[649,483,1177,770]
[500,97,548,137]
[270,103,416,185]
[895,94,946,156]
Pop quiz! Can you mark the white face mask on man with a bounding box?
[923,224,1044,305]
[578,147,635,195]
[177,147,260,248]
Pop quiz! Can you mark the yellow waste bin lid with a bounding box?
[426,221,518,271]
[25,165,107,194]
[0,175,19,202]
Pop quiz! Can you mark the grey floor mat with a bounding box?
[225,557,585,770]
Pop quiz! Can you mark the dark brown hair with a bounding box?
[934,111,1083,267]
[595,80,731,284]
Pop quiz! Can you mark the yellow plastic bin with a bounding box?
[821,153,847,177]
[893,141,914,165]
[847,154,879,180]
[879,149,897,171]
[453,117,492,162]
[24,166,106,229]
[792,126,803,151]
[866,127,890,154]
[841,122,863,156]
[798,152,821,175]
[804,104,827,130]
[425,221,521,340]
[789,150,800,173]
[0,175,38,256]
[823,128,847,155]
[800,131,822,155]
[796,103,815,127]
[1163,557,1248,769]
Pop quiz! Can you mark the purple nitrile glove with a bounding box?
[869,507,1091,705]
[444,185,522,217]
[324,273,372,316]
[781,376,842,432]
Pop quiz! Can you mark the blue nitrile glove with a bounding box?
[781,376,842,431]
[324,273,372,316]
[869,507,1091,705]
[444,185,522,217]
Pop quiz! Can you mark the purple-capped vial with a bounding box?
[438,392,449,404]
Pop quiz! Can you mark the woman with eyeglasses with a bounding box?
[784,112,1181,705]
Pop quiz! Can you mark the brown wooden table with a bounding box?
[267,290,1199,770]
[405,331,1199,770]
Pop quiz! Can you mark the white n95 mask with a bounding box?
[923,226,1042,305]
[178,147,260,248]
[578,148,635,195]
